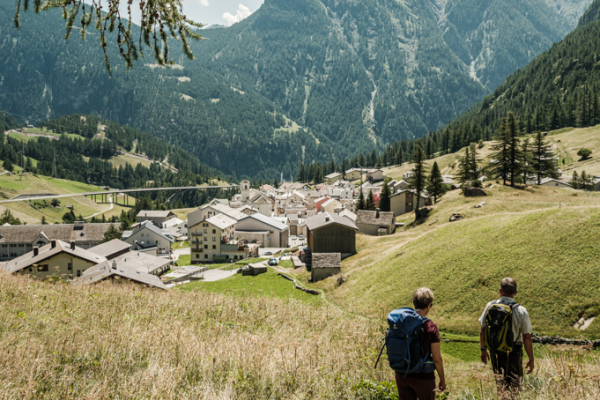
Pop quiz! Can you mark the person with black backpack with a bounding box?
[376,288,446,399]
[479,278,534,398]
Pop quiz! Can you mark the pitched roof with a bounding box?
[312,253,341,269]
[306,212,358,231]
[540,177,573,187]
[206,214,238,230]
[0,223,113,244]
[85,251,171,275]
[356,210,395,227]
[321,198,340,208]
[89,239,132,259]
[129,221,175,243]
[3,240,107,274]
[237,213,289,231]
[136,210,175,219]
[338,209,357,221]
[325,172,341,179]
[74,261,166,289]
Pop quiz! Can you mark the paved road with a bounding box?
[172,247,190,262]
[202,269,237,282]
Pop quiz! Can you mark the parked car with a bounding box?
[268,258,278,266]
[264,252,273,256]
[298,235,305,240]
[290,235,298,240]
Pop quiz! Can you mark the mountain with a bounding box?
[448,13,600,134]
[0,0,592,180]
[578,0,600,27]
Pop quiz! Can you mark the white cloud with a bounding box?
[223,4,252,26]
[197,0,209,6]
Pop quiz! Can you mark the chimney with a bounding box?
[325,217,330,222]
[70,241,76,250]
[51,240,56,249]
[33,248,39,257]
[112,260,117,270]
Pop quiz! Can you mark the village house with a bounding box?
[345,168,363,181]
[280,182,310,191]
[88,239,132,260]
[392,180,409,193]
[122,220,175,257]
[306,212,358,256]
[337,209,357,222]
[366,169,385,182]
[235,213,290,248]
[189,214,237,263]
[390,190,432,217]
[325,172,342,185]
[314,196,331,213]
[355,210,396,236]
[161,217,187,240]
[75,260,166,290]
[321,198,342,214]
[190,203,247,223]
[311,253,342,282]
[0,222,112,261]
[136,210,177,227]
[537,177,574,189]
[334,180,355,191]
[2,240,107,279]
[88,239,173,275]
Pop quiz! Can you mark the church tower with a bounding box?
[241,179,250,203]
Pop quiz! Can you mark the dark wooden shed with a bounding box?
[306,212,357,255]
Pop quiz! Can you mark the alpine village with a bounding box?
[1,0,600,399]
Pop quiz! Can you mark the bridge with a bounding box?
[0,185,240,205]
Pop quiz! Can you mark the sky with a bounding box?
[118,0,265,27]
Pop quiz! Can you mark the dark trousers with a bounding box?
[491,347,523,397]
[395,373,436,400]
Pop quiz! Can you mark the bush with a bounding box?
[578,148,592,159]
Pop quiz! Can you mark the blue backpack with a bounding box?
[374,308,436,375]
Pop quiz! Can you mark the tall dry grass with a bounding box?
[1,272,600,399]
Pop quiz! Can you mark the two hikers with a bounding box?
[386,279,533,400]
[479,277,534,397]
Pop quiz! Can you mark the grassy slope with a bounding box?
[0,174,132,224]
[179,269,321,304]
[317,185,600,338]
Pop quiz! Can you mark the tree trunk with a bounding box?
[414,196,420,219]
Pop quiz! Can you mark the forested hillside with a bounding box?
[578,0,600,27]
[450,17,600,135]
[0,0,591,181]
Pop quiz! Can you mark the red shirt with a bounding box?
[395,320,441,381]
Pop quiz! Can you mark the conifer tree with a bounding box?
[395,147,404,167]
[426,161,446,203]
[581,171,590,191]
[101,223,121,243]
[357,190,366,211]
[489,113,521,187]
[366,190,375,211]
[572,170,580,189]
[313,164,324,184]
[379,182,392,212]
[457,146,471,184]
[41,216,47,225]
[408,145,428,219]
[296,163,306,183]
[532,131,558,185]
[520,139,535,185]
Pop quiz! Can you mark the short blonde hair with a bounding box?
[412,288,434,310]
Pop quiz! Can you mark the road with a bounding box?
[172,247,190,262]
[85,194,113,219]
[0,184,240,203]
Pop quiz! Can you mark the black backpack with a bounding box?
[484,302,519,353]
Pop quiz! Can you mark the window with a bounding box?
[204,245,208,249]
[204,254,208,259]
[196,254,199,259]
[204,229,207,234]
[212,245,216,250]
[212,229,216,234]
[68,263,72,271]
[141,233,145,237]
[37,265,49,272]
[212,237,216,242]
[77,270,81,277]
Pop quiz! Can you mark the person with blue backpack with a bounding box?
[376,288,446,399]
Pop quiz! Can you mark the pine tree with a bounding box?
[101,223,121,243]
[572,170,580,189]
[379,182,392,212]
[426,161,446,203]
[457,146,471,184]
[581,171,590,191]
[357,190,366,211]
[296,163,306,183]
[41,215,47,225]
[407,145,428,219]
[273,179,280,189]
[395,147,404,167]
[313,164,324,184]
[489,113,521,187]
[519,139,535,185]
[532,131,558,185]
[366,190,375,211]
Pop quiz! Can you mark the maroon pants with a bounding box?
[395,373,436,400]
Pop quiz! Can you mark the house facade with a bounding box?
[306,212,358,255]
[390,190,431,217]
[325,172,342,185]
[345,168,362,181]
[136,210,176,227]
[190,214,237,263]
[355,210,396,236]
[235,213,290,248]
[122,221,175,256]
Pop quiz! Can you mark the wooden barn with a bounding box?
[306,212,358,256]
